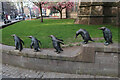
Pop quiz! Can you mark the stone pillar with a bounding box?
[0,2,1,11]
[75,2,118,25]
[76,2,104,25]
[116,2,120,26]
[103,3,113,24]
[89,2,104,24]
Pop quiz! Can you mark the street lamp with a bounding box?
[1,2,5,21]
[21,2,24,16]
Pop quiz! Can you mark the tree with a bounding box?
[33,2,47,22]
[48,2,74,19]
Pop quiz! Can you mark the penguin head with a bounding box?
[75,33,79,38]
[98,27,106,31]
[48,35,54,38]
[75,29,83,38]
[28,36,33,38]
[11,34,16,37]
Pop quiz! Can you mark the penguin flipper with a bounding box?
[30,42,34,49]
[38,40,42,46]
[57,40,64,45]
[56,40,64,44]
[19,43,23,51]
[60,42,64,45]
[20,39,24,45]
[56,38,64,42]
[90,38,95,42]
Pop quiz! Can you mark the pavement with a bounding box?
[0,21,4,27]
[0,19,20,27]
[0,17,61,27]
[1,64,118,78]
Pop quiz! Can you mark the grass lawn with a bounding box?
[1,19,119,48]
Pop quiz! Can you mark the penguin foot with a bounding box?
[34,50,39,52]
[57,51,61,54]
[34,48,41,52]
[19,50,22,52]
[60,49,63,51]
[54,51,58,52]
[15,48,18,50]
[81,41,87,44]
[104,42,109,46]
[38,48,41,51]
[14,50,19,52]
[19,48,23,52]
[80,41,84,44]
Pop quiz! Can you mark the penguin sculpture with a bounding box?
[11,34,24,51]
[49,35,64,53]
[75,29,94,44]
[28,36,42,52]
[98,27,113,46]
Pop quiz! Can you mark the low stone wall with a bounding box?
[0,20,22,29]
[1,43,120,77]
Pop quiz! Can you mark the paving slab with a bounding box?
[2,64,118,78]
[0,20,21,29]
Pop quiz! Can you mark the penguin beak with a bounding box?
[27,36,31,38]
[11,34,14,37]
[75,34,78,39]
[48,36,51,38]
[26,36,31,38]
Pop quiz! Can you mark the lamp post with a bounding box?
[27,3,32,19]
[21,2,24,16]
[29,7,32,19]
[1,2,5,21]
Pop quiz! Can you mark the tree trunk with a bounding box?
[66,8,68,18]
[39,4,43,22]
[60,11,62,19]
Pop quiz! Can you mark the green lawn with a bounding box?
[1,19,119,48]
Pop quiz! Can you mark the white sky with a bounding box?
[0,0,119,2]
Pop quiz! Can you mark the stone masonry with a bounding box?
[2,64,119,78]
[1,43,120,77]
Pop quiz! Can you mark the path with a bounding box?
[0,19,21,29]
[0,21,4,27]
[2,64,118,78]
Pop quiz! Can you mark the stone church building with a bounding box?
[75,2,120,26]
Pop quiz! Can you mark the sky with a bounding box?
[0,0,119,2]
